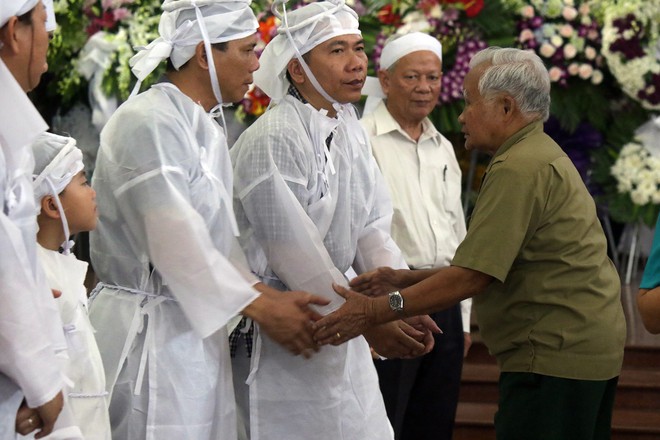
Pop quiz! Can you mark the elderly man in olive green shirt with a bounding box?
[314,47,626,440]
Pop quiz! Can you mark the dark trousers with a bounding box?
[375,304,464,440]
[496,372,619,440]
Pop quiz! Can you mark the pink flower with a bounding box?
[563,44,577,59]
[519,29,535,43]
[584,46,597,60]
[540,42,557,58]
[562,6,578,21]
[549,66,563,82]
[567,63,579,75]
[559,24,574,38]
[520,5,535,18]
[113,7,131,21]
[578,63,593,79]
[578,4,590,16]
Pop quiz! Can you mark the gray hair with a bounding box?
[469,47,550,122]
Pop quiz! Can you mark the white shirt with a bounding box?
[361,100,471,332]
[37,246,110,440]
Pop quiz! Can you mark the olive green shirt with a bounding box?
[452,121,626,380]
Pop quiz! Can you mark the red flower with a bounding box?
[377,4,402,26]
[258,15,277,44]
[444,0,484,18]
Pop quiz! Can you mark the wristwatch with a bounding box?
[388,291,404,313]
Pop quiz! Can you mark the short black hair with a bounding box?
[17,8,34,24]
[166,41,228,72]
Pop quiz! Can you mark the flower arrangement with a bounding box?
[234,8,278,124]
[45,0,162,114]
[81,0,162,101]
[356,0,517,133]
[515,0,605,87]
[598,0,660,110]
[609,140,660,226]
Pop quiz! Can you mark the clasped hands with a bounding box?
[263,267,440,359]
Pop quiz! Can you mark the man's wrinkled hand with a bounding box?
[313,283,374,345]
[349,266,402,297]
[365,321,428,359]
[258,291,329,359]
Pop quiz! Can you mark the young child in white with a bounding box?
[31,132,111,440]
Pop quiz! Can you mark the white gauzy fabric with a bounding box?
[0,0,39,27]
[77,32,120,130]
[253,0,361,102]
[363,32,443,115]
[231,95,405,440]
[0,56,65,423]
[43,0,56,32]
[89,82,259,440]
[635,115,660,158]
[32,133,84,201]
[34,246,111,440]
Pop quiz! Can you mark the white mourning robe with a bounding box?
[0,59,64,440]
[231,95,406,440]
[89,83,259,440]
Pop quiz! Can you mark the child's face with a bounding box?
[60,171,97,234]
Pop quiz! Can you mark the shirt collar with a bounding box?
[372,100,440,145]
[491,120,544,162]
[288,84,308,104]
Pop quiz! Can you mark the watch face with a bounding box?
[389,292,403,311]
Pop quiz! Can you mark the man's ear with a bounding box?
[193,41,209,70]
[500,95,517,120]
[0,17,22,54]
[40,196,61,220]
[287,58,305,86]
[377,69,390,96]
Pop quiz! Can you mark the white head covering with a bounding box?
[0,0,40,28]
[253,0,361,103]
[43,0,56,32]
[129,0,258,124]
[362,32,442,114]
[32,132,84,254]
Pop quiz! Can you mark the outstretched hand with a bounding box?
[365,320,431,359]
[313,283,374,345]
[349,266,402,297]
[256,290,329,359]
